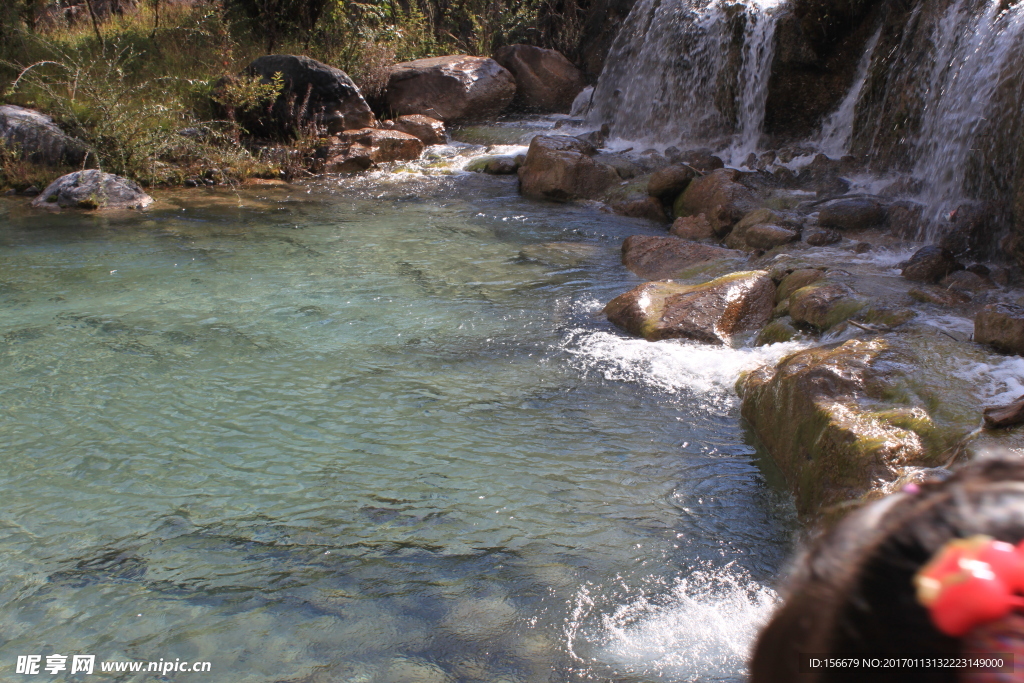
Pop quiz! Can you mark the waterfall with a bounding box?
[909,0,1024,233]
[586,0,787,154]
[816,26,883,158]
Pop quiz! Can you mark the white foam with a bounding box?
[957,356,1024,406]
[570,568,779,681]
[561,327,807,406]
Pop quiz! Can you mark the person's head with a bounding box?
[751,456,1024,683]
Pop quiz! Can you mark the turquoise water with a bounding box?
[0,161,797,682]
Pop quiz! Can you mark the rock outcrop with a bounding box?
[493,45,585,112]
[247,55,375,134]
[385,56,516,123]
[0,105,88,166]
[620,235,745,280]
[604,271,776,343]
[31,170,152,210]
[517,135,619,202]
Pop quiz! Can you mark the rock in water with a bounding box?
[388,115,447,145]
[493,44,585,112]
[247,55,375,134]
[817,197,886,230]
[673,168,758,236]
[0,105,88,166]
[975,304,1024,355]
[315,128,424,173]
[789,280,866,331]
[31,170,152,210]
[647,164,697,203]
[621,235,744,280]
[604,271,776,343]
[983,396,1024,429]
[517,135,619,202]
[900,245,962,283]
[385,56,515,123]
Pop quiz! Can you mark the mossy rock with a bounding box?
[756,318,800,345]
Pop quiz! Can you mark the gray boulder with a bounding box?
[385,56,516,123]
[0,105,88,166]
[247,55,375,134]
[493,44,585,113]
[31,170,152,210]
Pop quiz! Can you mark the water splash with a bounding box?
[816,26,883,157]
[729,0,785,163]
[567,567,779,681]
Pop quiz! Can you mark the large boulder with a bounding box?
[314,128,424,173]
[31,170,152,210]
[647,164,697,202]
[975,304,1024,356]
[621,235,745,280]
[789,280,867,331]
[673,168,758,236]
[817,197,887,231]
[900,245,962,283]
[724,208,799,251]
[604,271,776,343]
[670,214,715,240]
[0,105,88,166]
[387,115,447,145]
[493,45,585,113]
[247,55,375,134]
[385,56,515,123]
[517,135,619,202]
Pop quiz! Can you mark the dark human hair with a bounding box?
[750,456,1024,683]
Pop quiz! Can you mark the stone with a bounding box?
[983,396,1024,429]
[724,208,793,251]
[620,235,745,280]
[939,201,998,259]
[805,229,842,246]
[315,128,424,173]
[900,245,962,283]
[247,55,374,134]
[493,44,585,112]
[31,170,152,210]
[908,286,971,307]
[940,269,991,294]
[611,196,668,222]
[670,214,715,240]
[466,155,520,174]
[519,241,604,266]
[776,268,826,303]
[385,55,515,123]
[739,338,935,517]
[666,148,724,172]
[647,164,697,202]
[817,197,887,230]
[744,224,799,251]
[598,153,642,179]
[673,168,758,236]
[887,199,926,239]
[976,304,1024,355]
[517,135,619,202]
[604,271,776,343]
[0,105,88,167]
[789,281,867,330]
[756,318,800,346]
[389,114,446,145]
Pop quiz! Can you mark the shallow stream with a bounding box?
[0,141,799,682]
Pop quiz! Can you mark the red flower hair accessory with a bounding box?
[914,535,1024,637]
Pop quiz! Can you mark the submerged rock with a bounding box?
[975,303,1024,355]
[385,56,516,123]
[247,54,375,134]
[620,235,744,280]
[517,135,619,202]
[493,44,585,112]
[909,285,971,307]
[0,105,88,166]
[604,270,776,343]
[673,168,758,236]
[805,229,842,246]
[31,170,152,210]
[900,245,962,283]
[466,154,521,174]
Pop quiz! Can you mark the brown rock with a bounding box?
[385,56,515,123]
[976,304,1024,355]
[817,197,887,231]
[908,286,972,306]
[647,164,697,202]
[805,229,842,246]
[941,270,991,294]
[984,396,1024,429]
[789,281,867,330]
[673,168,758,236]
[604,271,776,343]
[612,196,668,222]
[493,45,585,113]
[900,246,962,283]
[745,224,799,251]
[316,128,425,173]
[517,135,619,202]
[670,214,715,240]
[621,235,745,280]
[389,115,446,145]
[777,268,825,303]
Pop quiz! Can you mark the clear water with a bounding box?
[0,163,796,682]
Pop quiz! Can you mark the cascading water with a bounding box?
[587,0,787,158]
[816,26,883,158]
